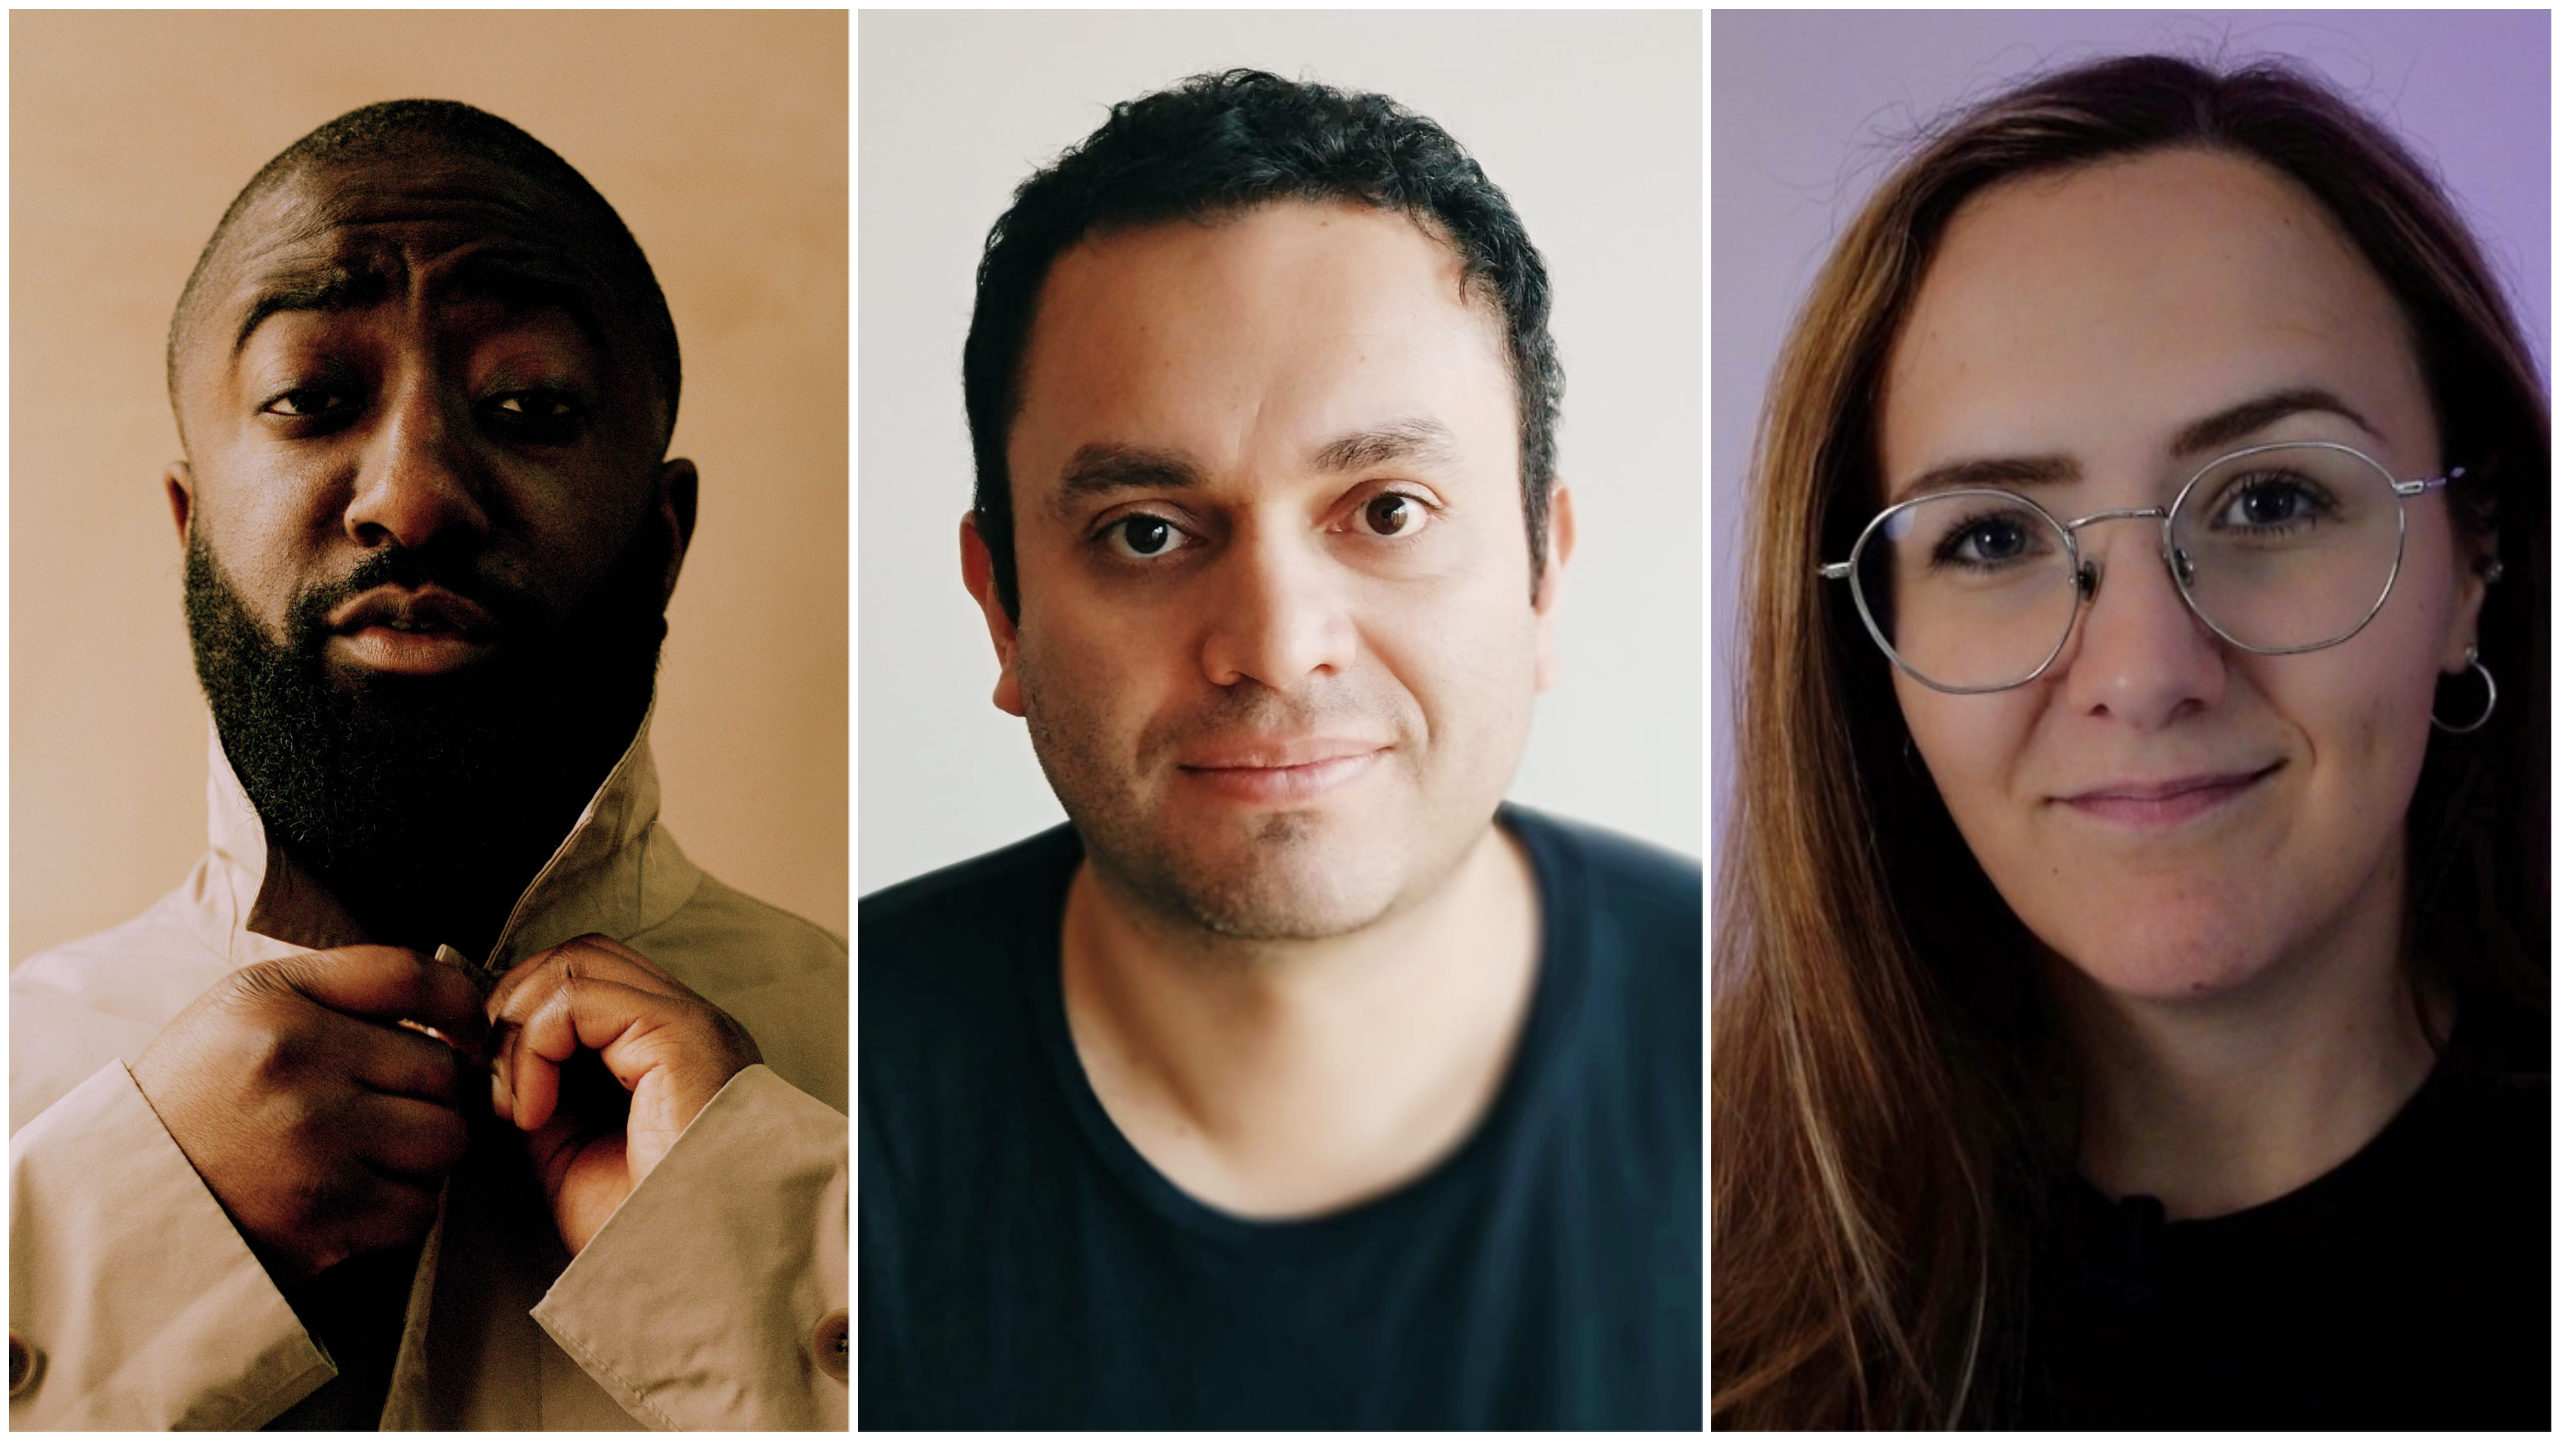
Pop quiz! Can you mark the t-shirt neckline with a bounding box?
[1017,803,1576,1250]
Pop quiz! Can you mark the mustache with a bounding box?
[1140,687,1401,756]
[284,545,541,644]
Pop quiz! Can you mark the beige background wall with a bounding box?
[12,10,849,961]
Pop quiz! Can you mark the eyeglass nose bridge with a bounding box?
[2057,503,2184,601]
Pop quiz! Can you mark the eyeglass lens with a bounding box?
[1854,443,2406,691]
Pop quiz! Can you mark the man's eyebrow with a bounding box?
[439,250,607,346]
[231,263,392,356]
[1309,416,1462,473]
[1052,443,1204,515]
[1049,417,1464,517]
[229,250,606,357]
[1891,387,2387,500]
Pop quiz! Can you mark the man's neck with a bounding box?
[2057,872,2443,1219]
[1060,819,1542,1219]
[254,837,533,963]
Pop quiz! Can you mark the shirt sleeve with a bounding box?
[8,1061,333,1429]
[530,1063,850,1431]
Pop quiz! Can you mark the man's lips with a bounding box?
[327,583,499,638]
[1175,738,1391,803]
[325,585,502,675]
[2057,762,2283,827]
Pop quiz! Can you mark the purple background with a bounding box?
[1710,10,2553,867]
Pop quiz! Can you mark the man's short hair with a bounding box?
[167,98,682,445]
[963,68,1564,622]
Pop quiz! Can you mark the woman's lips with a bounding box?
[1176,748,1388,804]
[2058,764,2281,829]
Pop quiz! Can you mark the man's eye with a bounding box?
[1350,492,1433,538]
[1102,514,1193,560]
[493,393,576,420]
[263,389,347,418]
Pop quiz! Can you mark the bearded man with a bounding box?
[8,101,846,1430]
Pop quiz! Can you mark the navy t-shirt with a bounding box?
[858,805,1701,1429]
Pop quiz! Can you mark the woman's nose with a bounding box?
[2055,526,2226,729]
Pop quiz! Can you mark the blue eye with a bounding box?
[2211,472,2334,532]
[1923,505,2056,572]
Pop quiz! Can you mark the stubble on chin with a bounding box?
[1016,652,1417,943]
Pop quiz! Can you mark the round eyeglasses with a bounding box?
[1817,441,2458,694]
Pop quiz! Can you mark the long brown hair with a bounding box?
[1712,53,2549,1429]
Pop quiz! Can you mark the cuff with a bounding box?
[532,1064,850,1430]
[8,1061,331,1428]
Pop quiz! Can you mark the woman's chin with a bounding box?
[2033,912,2281,1006]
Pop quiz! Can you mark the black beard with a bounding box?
[183,531,667,960]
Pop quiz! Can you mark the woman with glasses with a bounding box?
[1714,54,2547,1429]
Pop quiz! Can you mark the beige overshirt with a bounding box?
[8,714,849,1429]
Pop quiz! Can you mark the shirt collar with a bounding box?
[198,697,701,976]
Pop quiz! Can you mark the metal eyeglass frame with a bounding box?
[1816,440,2461,695]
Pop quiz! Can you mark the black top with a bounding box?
[2028,1011,2551,1430]
[858,806,1702,1430]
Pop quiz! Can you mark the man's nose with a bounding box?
[341,374,491,550]
[2055,526,2226,729]
[1196,524,1358,690]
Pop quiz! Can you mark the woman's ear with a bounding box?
[2443,521,2500,674]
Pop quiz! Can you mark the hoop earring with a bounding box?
[2432,646,2497,735]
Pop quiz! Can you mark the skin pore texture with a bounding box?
[961,200,1574,1218]
[1879,149,2488,1219]
[167,148,695,959]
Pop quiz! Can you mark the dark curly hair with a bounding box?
[962,68,1563,622]
[168,99,681,446]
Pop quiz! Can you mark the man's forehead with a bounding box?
[184,155,624,372]
[1015,203,1515,475]
[217,156,606,298]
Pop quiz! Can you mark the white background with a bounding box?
[860,10,1703,893]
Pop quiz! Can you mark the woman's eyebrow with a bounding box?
[2170,386,2383,456]
[1897,454,2078,500]
[1893,386,2388,500]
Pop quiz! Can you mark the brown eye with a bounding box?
[1358,493,1428,537]
[265,389,346,417]
[1102,513,1192,560]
